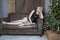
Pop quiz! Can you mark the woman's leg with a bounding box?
[2,21,23,25]
[11,20,23,23]
[2,17,27,25]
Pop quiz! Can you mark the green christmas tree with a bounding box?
[43,0,60,33]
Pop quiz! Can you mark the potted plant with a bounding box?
[43,0,60,40]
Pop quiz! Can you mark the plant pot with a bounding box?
[46,30,60,40]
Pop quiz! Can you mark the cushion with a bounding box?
[3,24,37,29]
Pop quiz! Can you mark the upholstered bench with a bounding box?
[1,13,44,36]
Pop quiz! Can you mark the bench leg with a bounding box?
[0,34,2,36]
[40,30,44,37]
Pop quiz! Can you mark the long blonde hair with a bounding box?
[37,7,43,13]
[37,7,44,19]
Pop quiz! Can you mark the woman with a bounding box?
[3,7,44,26]
[28,7,44,24]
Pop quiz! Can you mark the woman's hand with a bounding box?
[30,23,35,24]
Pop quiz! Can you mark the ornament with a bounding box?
[50,4,52,6]
[54,5,55,7]
[57,0,58,1]
[57,26,59,31]
[49,12,51,14]
[47,22,48,24]
[56,3,58,5]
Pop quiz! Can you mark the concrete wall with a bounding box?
[0,0,8,18]
[0,0,3,18]
[44,0,50,13]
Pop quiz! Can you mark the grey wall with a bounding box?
[0,0,8,18]
[0,0,3,18]
[44,0,50,13]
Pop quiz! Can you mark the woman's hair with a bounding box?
[36,6,43,18]
[37,6,43,11]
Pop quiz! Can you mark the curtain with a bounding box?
[8,0,15,13]
[16,0,42,14]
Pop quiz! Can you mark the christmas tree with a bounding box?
[43,0,60,33]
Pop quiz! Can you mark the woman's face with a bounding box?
[37,7,43,13]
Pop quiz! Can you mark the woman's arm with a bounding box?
[39,13,44,19]
[29,10,35,23]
